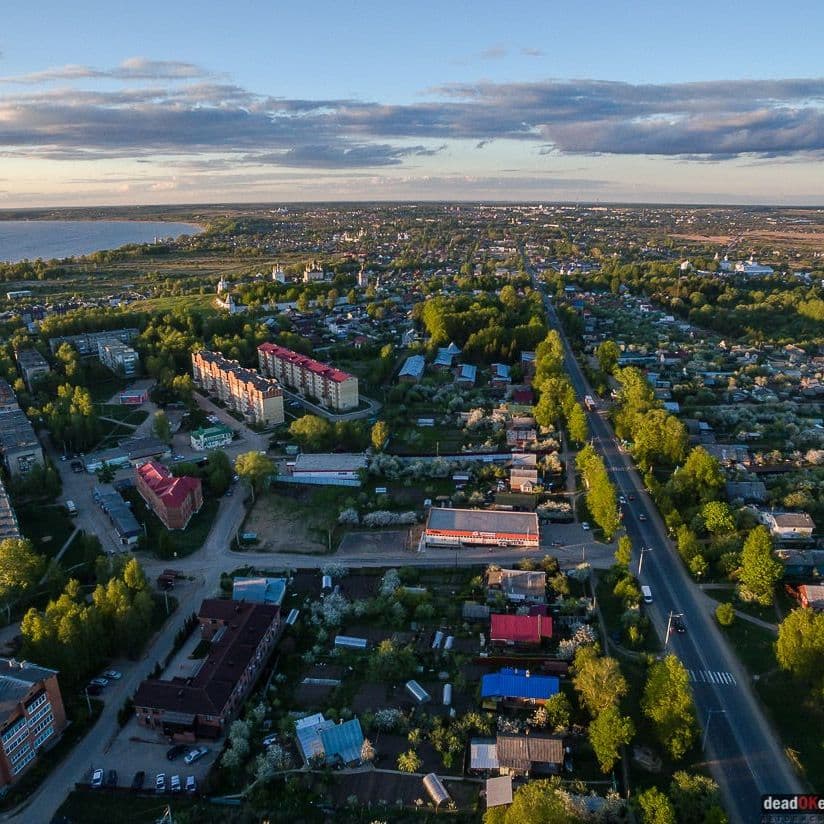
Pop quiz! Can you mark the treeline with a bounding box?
[0,260,69,282]
[20,557,157,686]
[576,445,620,539]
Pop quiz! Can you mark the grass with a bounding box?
[0,696,103,812]
[97,403,150,426]
[57,790,211,823]
[718,619,776,675]
[129,293,218,313]
[16,503,75,557]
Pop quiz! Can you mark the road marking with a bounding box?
[689,669,736,686]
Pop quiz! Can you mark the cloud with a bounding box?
[479,46,508,60]
[0,57,210,84]
[520,48,544,57]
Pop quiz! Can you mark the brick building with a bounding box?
[0,659,67,787]
[192,349,284,427]
[133,600,281,739]
[136,460,203,530]
[257,343,359,412]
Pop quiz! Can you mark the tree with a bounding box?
[289,414,332,450]
[715,602,735,626]
[0,539,44,618]
[589,705,634,773]
[542,691,572,731]
[669,771,726,824]
[674,446,724,503]
[123,557,147,591]
[642,655,697,759]
[396,749,421,773]
[701,501,735,535]
[738,526,782,605]
[615,535,633,568]
[235,451,275,495]
[371,420,389,451]
[776,608,824,686]
[152,410,172,443]
[566,403,588,445]
[573,647,627,716]
[636,787,676,824]
[95,462,117,485]
[596,339,621,374]
[488,777,586,824]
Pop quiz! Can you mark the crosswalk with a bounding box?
[689,669,737,686]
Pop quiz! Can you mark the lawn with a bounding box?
[57,790,211,823]
[16,503,76,557]
[718,619,776,675]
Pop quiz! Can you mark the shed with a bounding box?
[334,635,368,650]
[470,738,500,771]
[486,775,513,808]
[405,679,431,703]
[423,773,451,807]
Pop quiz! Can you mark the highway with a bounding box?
[534,275,804,822]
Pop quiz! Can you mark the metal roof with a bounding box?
[232,577,286,606]
[293,453,367,473]
[486,775,513,808]
[423,773,451,807]
[426,507,539,536]
[319,718,364,765]
[481,668,559,701]
[469,738,499,771]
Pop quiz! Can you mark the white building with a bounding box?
[288,453,367,485]
[759,511,815,542]
[98,341,139,377]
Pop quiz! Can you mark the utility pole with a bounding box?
[84,687,91,714]
[638,546,653,576]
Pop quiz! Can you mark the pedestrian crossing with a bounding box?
[688,669,737,686]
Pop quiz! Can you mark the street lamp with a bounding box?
[702,709,726,751]
[665,611,683,647]
[638,546,653,576]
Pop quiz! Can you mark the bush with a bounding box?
[715,602,735,627]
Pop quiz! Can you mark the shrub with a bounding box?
[715,602,735,627]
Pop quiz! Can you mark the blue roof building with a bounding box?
[232,577,286,606]
[399,354,425,382]
[319,718,364,765]
[481,668,559,703]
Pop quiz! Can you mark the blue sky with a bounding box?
[1,0,823,205]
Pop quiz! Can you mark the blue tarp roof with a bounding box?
[481,668,559,700]
[319,718,364,764]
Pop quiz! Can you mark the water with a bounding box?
[0,220,204,263]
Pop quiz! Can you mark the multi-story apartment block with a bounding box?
[47,328,138,356]
[191,350,284,427]
[14,349,50,391]
[0,659,67,787]
[257,343,359,412]
[98,341,139,377]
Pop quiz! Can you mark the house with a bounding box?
[93,484,142,545]
[490,364,512,389]
[489,614,552,646]
[0,658,67,787]
[296,714,364,766]
[759,511,815,543]
[486,568,546,603]
[496,733,564,775]
[510,467,539,492]
[136,461,203,530]
[48,328,138,356]
[423,508,540,549]
[98,341,139,377]
[190,424,233,451]
[0,478,21,541]
[462,602,491,622]
[119,387,149,405]
[455,363,477,387]
[470,738,500,771]
[725,480,767,504]
[133,599,281,739]
[481,668,559,704]
[0,408,44,478]
[398,355,425,383]
[435,342,461,367]
[486,775,513,809]
[232,577,286,606]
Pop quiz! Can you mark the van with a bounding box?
[641,585,653,604]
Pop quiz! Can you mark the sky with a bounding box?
[1,0,824,207]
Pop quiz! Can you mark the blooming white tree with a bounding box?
[338,508,360,525]
[380,569,401,597]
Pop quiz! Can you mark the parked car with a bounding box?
[261,734,278,748]
[619,495,627,505]
[170,774,181,793]
[85,683,103,696]
[91,768,104,788]
[581,522,590,531]
[184,746,209,765]
[103,670,122,680]
[155,773,166,793]
[166,744,188,761]
[89,677,108,688]
[131,770,145,790]
[105,769,118,787]
[185,775,197,794]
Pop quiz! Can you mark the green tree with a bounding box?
[0,539,45,619]
[371,420,389,451]
[567,402,588,445]
[776,608,824,686]
[573,647,628,716]
[235,451,275,495]
[589,705,634,773]
[123,557,147,591]
[489,777,586,824]
[152,410,172,443]
[289,414,332,450]
[636,787,676,824]
[701,501,735,535]
[715,602,735,626]
[669,771,726,824]
[206,449,232,496]
[615,535,633,568]
[396,749,421,773]
[738,526,782,605]
[596,339,621,374]
[95,461,117,484]
[674,446,724,503]
[642,655,697,759]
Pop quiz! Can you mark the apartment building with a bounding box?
[257,343,359,412]
[0,659,67,787]
[136,461,203,530]
[98,341,139,377]
[14,349,50,391]
[192,350,284,427]
[47,328,138,356]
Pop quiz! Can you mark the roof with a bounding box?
[194,350,282,396]
[0,659,58,725]
[137,460,201,509]
[426,508,539,538]
[133,600,279,720]
[496,733,564,770]
[470,738,499,770]
[258,342,354,384]
[423,773,450,806]
[319,718,364,764]
[768,512,815,529]
[433,351,454,368]
[800,584,824,607]
[490,613,552,643]
[487,568,546,601]
[191,424,233,439]
[399,354,425,379]
[491,363,511,380]
[456,363,477,382]
[486,775,513,808]
[481,668,559,701]
[232,577,286,606]
[293,453,367,473]
[462,602,490,620]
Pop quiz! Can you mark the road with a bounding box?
[533,271,804,823]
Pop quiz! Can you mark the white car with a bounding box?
[185,775,197,794]
[91,768,104,788]
[262,734,279,748]
[581,521,590,530]
[171,774,182,793]
[103,670,122,680]
[155,773,166,793]
[184,746,209,765]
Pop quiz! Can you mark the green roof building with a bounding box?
[190,424,233,451]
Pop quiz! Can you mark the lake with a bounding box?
[0,220,204,263]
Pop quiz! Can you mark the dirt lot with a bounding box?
[242,492,331,553]
[330,771,480,810]
[337,530,410,554]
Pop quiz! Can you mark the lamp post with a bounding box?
[665,611,683,647]
[638,546,653,576]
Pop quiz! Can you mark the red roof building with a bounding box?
[490,613,552,646]
[136,460,203,530]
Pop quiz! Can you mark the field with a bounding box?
[16,503,76,556]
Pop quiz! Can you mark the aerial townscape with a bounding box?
[0,4,823,824]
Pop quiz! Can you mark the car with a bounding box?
[639,513,648,522]
[185,775,197,795]
[581,522,590,531]
[85,683,102,696]
[225,488,233,497]
[262,734,279,748]
[60,455,67,462]
[184,746,209,765]
[155,773,166,793]
[232,474,239,482]
[618,495,627,505]
[131,770,145,790]
[91,768,104,788]
[166,744,188,761]
[70,461,84,472]
[89,677,108,688]
[103,670,122,680]
[105,769,118,787]
[672,615,687,634]
[170,774,181,793]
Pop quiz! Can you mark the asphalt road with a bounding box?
[536,277,804,823]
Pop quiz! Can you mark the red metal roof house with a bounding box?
[490,613,552,646]
[136,460,203,530]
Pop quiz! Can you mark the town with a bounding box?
[0,202,820,824]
